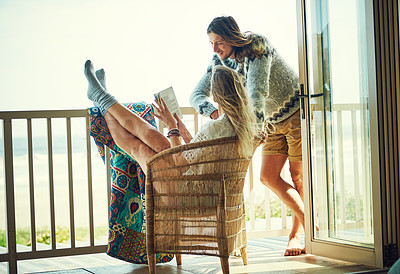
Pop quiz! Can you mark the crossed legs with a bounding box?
[84,60,171,173]
[104,111,168,174]
[260,155,305,256]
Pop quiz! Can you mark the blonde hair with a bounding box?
[211,66,258,156]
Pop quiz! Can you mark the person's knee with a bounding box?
[142,127,170,152]
[260,169,280,188]
[289,162,303,183]
[128,142,156,164]
[260,155,288,188]
[290,172,303,186]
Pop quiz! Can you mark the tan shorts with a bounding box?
[262,110,302,162]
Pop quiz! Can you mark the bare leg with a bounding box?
[104,114,178,207]
[107,102,171,153]
[260,155,305,256]
[240,246,248,265]
[84,60,170,153]
[104,113,158,174]
[288,160,305,255]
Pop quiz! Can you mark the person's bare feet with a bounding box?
[284,235,305,256]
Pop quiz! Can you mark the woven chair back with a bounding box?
[146,137,253,257]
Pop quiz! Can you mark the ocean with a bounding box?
[0,134,110,229]
[0,135,88,157]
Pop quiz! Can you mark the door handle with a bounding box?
[299,84,306,119]
[311,92,324,98]
[299,92,324,98]
[299,84,324,119]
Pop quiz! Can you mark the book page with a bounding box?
[154,86,183,119]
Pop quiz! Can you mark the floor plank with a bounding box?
[8,237,387,274]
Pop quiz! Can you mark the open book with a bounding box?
[154,86,183,119]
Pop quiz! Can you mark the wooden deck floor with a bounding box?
[1,237,388,274]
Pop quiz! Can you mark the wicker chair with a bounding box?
[146,136,257,274]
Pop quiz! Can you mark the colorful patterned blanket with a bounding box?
[88,102,174,264]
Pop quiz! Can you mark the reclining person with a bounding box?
[84,60,260,176]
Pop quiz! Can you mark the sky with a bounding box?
[0,0,299,111]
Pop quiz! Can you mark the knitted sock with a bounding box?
[95,68,106,89]
[92,69,105,111]
[84,60,117,115]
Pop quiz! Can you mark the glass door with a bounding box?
[297,0,383,266]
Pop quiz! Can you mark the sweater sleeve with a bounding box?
[189,56,220,118]
[247,54,273,126]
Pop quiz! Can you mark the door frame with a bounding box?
[296,0,384,267]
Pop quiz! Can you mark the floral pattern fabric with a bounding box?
[88,102,174,264]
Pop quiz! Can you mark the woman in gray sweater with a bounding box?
[190,16,304,256]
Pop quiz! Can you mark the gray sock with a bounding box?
[84,60,117,115]
[95,68,106,89]
[93,69,105,112]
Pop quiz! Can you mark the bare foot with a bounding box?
[284,235,304,256]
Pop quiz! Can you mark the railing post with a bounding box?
[351,110,361,223]
[66,117,76,248]
[336,110,346,226]
[265,188,271,230]
[47,118,57,250]
[27,118,37,252]
[4,118,17,273]
[86,114,95,246]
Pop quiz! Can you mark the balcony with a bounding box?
[0,107,381,273]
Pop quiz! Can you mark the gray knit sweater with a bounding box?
[189,34,300,125]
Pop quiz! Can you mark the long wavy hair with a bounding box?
[207,16,266,63]
[211,66,258,156]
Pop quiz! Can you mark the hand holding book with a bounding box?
[152,96,193,144]
[152,98,177,130]
[153,86,183,119]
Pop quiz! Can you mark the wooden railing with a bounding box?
[311,103,372,242]
[2,105,372,272]
[0,109,109,274]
